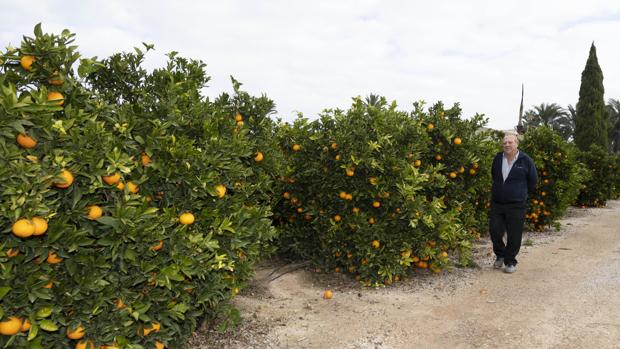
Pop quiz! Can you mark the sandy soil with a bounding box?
[190,200,620,349]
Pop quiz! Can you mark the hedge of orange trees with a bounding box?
[520,127,588,230]
[0,25,283,348]
[4,23,620,348]
[274,97,496,286]
[575,144,618,207]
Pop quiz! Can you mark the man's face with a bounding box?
[503,135,518,156]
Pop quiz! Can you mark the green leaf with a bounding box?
[36,306,53,318]
[29,288,52,301]
[97,216,120,228]
[0,286,10,301]
[143,207,159,215]
[97,237,116,246]
[124,248,137,262]
[34,23,43,37]
[27,324,38,341]
[171,302,189,314]
[39,320,58,332]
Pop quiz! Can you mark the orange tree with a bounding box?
[1,25,283,348]
[519,127,588,230]
[575,144,617,207]
[413,101,496,240]
[274,96,492,286]
[613,153,620,199]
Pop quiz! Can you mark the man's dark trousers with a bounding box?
[489,201,526,266]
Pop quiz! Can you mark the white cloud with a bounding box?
[1,0,619,130]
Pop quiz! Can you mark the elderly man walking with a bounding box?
[489,133,537,273]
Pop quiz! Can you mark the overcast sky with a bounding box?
[1,0,619,130]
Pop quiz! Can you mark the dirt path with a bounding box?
[191,201,620,349]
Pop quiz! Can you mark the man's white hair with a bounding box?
[504,132,520,144]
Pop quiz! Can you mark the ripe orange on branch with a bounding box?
[20,55,35,71]
[12,219,35,238]
[126,181,139,193]
[179,212,195,225]
[48,72,64,86]
[215,184,227,198]
[150,240,164,251]
[76,341,95,349]
[138,322,161,336]
[0,316,23,335]
[102,173,121,185]
[17,133,37,148]
[140,153,151,166]
[19,319,31,332]
[47,91,64,106]
[46,251,63,264]
[54,169,74,188]
[66,325,86,339]
[31,216,48,235]
[86,205,103,220]
[254,151,264,162]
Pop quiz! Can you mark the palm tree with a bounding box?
[607,98,620,152]
[523,103,572,140]
[363,94,386,108]
[560,105,578,141]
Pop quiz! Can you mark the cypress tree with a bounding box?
[574,43,608,151]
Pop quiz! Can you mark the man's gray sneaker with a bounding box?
[493,258,504,269]
[504,265,517,273]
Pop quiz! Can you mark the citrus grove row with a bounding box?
[1,25,619,348]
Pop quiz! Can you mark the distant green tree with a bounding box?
[562,104,578,141]
[363,93,386,108]
[574,43,608,151]
[607,98,620,152]
[522,103,572,140]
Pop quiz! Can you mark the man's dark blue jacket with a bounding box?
[491,151,538,204]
